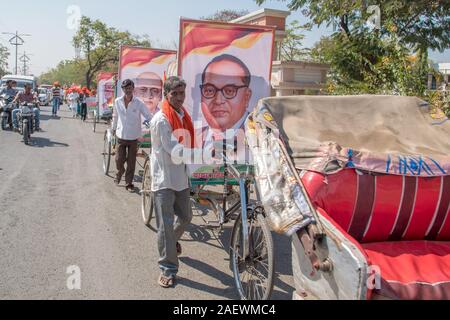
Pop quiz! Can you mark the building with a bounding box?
[232,8,329,96]
[428,63,450,90]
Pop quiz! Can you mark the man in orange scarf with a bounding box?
[149,76,194,288]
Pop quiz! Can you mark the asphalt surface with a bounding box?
[0,105,294,300]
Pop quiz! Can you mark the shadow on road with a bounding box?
[178,256,291,300]
[39,115,61,121]
[178,256,238,299]
[182,221,295,300]
[32,137,69,148]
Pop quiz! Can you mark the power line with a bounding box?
[2,31,31,75]
[19,51,32,76]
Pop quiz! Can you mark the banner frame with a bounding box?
[118,45,178,82]
[177,18,276,81]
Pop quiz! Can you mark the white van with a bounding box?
[0,75,37,93]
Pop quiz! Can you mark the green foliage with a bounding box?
[425,89,450,118]
[279,20,311,61]
[0,44,10,77]
[72,16,151,88]
[311,31,430,96]
[256,0,447,97]
[255,0,450,51]
[201,9,249,22]
[38,60,87,87]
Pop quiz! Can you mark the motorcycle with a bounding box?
[17,102,35,145]
[0,94,16,131]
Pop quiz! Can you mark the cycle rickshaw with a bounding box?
[140,140,275,301]
[245,95,450,300]
[102,129,152,177]
[92,105,113,133]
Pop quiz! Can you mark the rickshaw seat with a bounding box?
[363,241,450,300]
[301,169,450,300]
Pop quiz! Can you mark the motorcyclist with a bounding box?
[0,80,18,127]
[0,80,18,99]
[11,83,41,132]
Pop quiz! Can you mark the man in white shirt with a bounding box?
[150,76,194,288]
[112,79,152,191]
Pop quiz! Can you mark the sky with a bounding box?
[0,0,448,76]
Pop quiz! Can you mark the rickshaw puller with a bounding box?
[112,79,152,191]
[149,76,195,288]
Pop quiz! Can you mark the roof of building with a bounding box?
[231,8,291,23]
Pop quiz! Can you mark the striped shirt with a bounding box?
[52,87,61,97]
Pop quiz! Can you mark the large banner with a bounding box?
[97,72,116,117]
[178,19,275,176]
[118,46,177,115]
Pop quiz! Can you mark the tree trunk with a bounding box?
[340,15,351,38]
[86,71,93,90]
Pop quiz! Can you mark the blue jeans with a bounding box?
[52,97,60,115]
[12,108,40,129]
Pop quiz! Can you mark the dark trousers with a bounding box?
[115,139,138,185]
[80,103,87,121]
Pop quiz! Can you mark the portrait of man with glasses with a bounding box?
[200,54,253,133]
[134,72,163,115]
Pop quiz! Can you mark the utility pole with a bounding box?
[2,31,31,75]
[19,52,31,76]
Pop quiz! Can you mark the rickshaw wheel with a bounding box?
[103,130,112,175]
[141,157,157,232]
[230,211,275,301]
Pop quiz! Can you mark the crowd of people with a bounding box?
[51,82,95,121]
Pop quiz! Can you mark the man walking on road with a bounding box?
[150,76,194,288]
[51,82,61,117]
[112,79,152,191]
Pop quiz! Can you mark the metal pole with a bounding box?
[23,51,25,75]
[15,31,18,74]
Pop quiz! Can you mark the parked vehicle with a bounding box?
[39,84,53,91]
[1,75,37,92]
[37,88,50,106]
[246,95,450,300]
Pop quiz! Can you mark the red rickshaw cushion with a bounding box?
[362,241,450,300]
[301,169,450,243]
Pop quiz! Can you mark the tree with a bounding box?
[311,32,431,96]
[38,59,87,86]
[201,9,249,22]
[0,44,10,77]
[255,0,450,52]
[256,0,446,96]
[73,16,151,89]
[279,20,311,61]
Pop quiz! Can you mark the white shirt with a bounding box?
[112,96,152,141]
[150,111,190,192]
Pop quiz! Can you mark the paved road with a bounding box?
[0,105,294,300]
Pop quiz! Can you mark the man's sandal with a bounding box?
[158,274,174,288]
